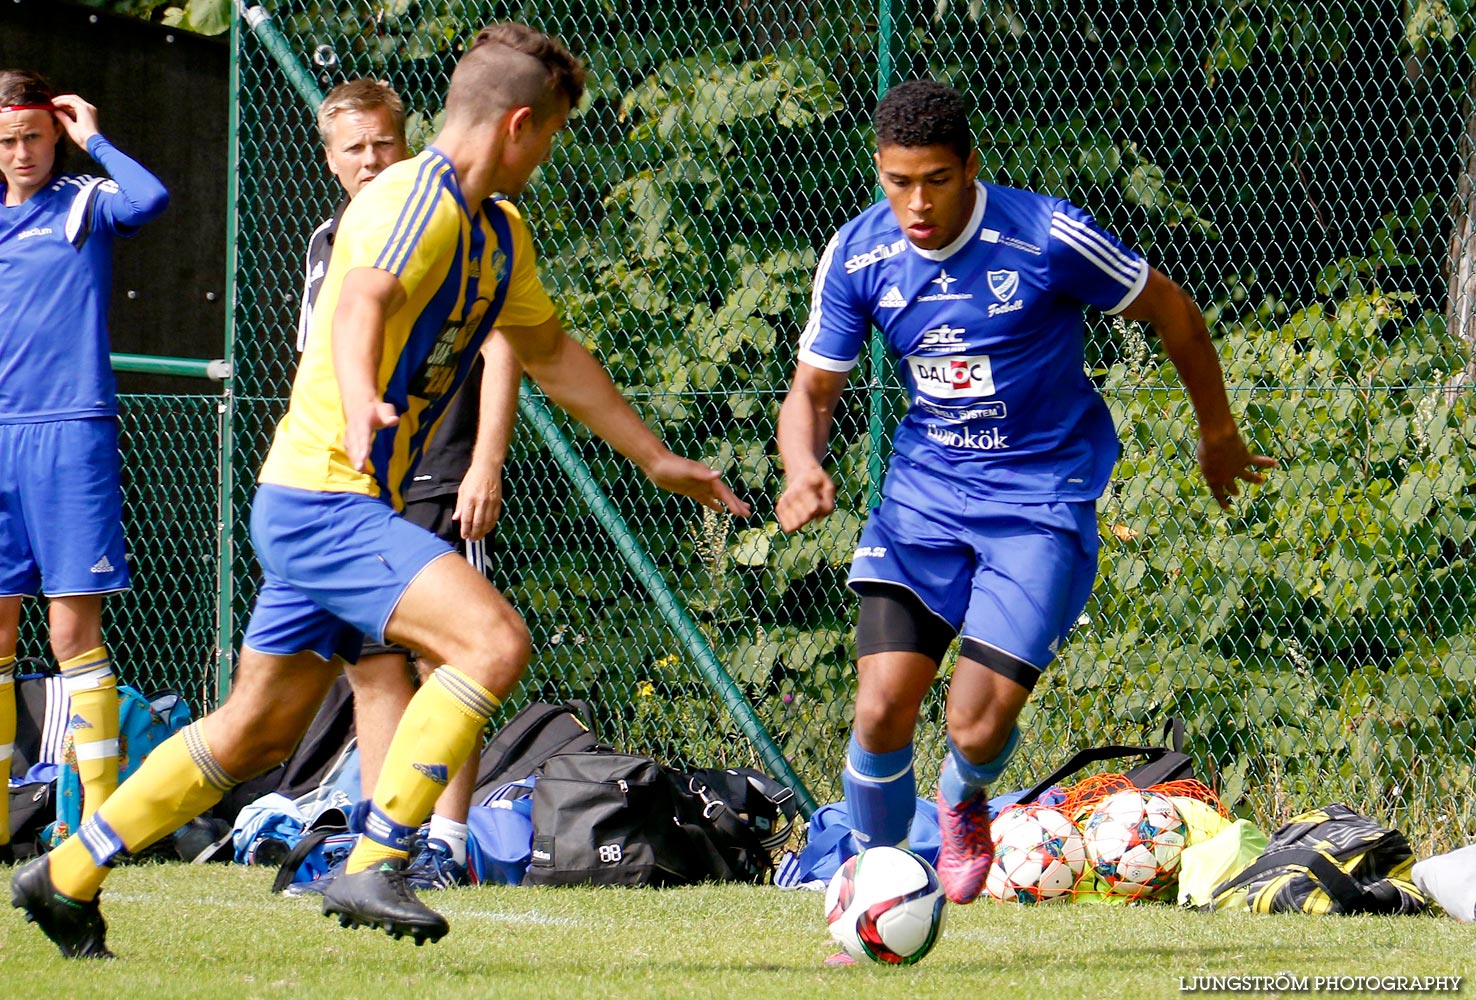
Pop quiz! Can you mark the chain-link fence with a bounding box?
[24,0,1470,851]
[15,394,224,707]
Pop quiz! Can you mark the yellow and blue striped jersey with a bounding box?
[259,148,554,508]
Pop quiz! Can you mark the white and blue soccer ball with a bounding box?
[1080,789,1187,899]
[824,846,947,965]
[984,804,1088,903]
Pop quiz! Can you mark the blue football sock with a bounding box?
[938,725,1020,808]
[843,735,915,849]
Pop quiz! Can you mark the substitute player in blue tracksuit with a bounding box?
[776,80,1275,916]
[0,71,168,858]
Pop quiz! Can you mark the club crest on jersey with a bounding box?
[487,247,509,284]
[988,269,1019,302]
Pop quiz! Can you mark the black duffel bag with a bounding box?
[522,751,702,887]
[521,751,797,887]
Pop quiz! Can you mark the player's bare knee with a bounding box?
[852,696,916,752]
[462,613,531,683]
[944,707,1013,763]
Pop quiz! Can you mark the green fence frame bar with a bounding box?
[518,387,819,818]
[867,0,895,509]
[111,353,231,381]
[217,5,245,708]
[238,2,324,109]
[235,10,818,815]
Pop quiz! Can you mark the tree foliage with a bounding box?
[199,0,1476,837]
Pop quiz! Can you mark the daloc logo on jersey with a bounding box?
[907,354,996,398]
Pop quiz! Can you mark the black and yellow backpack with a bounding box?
[1205,803,1426,915]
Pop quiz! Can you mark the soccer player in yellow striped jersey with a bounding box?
[14,23,750,958]
[260,144,547,507]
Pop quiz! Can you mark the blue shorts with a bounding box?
[241,484,455,663]
[0,419,130,597]
[847,491,1099,676]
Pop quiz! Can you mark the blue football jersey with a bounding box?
[0,135,168,423]
[799,181,1147,502]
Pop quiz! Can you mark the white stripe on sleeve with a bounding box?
[1051,213,1141,275]
[1050,222,1139,287]
[796,233,862,373]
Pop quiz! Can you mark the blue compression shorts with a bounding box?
[0,418,130,597]
[241,483,455,663]
[847,490,1099,680]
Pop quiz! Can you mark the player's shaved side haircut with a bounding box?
[874,80,973,162]
[316,79,406,146]
[446,22,586,128]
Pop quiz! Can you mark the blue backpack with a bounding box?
[48,687,192,845]
[466,777,537,885]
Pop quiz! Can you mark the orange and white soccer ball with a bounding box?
[984,804,1088,903]
[1080,789,1187,899]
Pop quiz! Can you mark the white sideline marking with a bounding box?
[454,909,579,927]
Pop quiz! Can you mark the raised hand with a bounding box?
[49,95,100,148]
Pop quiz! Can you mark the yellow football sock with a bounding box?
[60,646,120,821]
[0,654,15,847]
[49,721,239,901]
[345,665,498,874]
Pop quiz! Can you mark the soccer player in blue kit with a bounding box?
[0,71,169,860]
[776,80,1275,916]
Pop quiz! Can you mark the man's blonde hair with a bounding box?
[316,79,406,145]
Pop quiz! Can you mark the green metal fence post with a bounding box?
[867,0,895,510]
[238,2,324,109]
[517,386,820,818]
[217,5,247,707]
[110,353,230,380]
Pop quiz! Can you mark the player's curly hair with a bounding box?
[874,80,973,161]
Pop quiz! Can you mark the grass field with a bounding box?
[2,861,1470,1000]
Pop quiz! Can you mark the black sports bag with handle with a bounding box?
[522,751,702,887]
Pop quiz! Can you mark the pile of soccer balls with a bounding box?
[985,789,1189,904]
[822,790,1191,966]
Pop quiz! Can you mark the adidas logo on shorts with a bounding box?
[89,556,115,574]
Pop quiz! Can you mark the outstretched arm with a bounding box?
[496,316,750,517]
[1119,268,1276,509]
[775,362,849,532]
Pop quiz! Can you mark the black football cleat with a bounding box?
[321,860,449,946]
[10,856,115,959]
